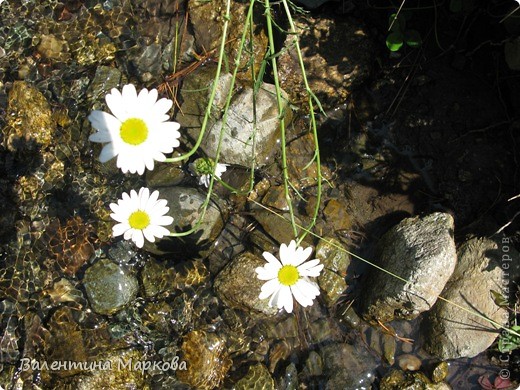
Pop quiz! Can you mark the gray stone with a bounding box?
[143,186,227,258]
[180,66,290,167]
[83,258,138,315]
[360,212,457,322]
[423,237,517,359]
[214,252,279,317]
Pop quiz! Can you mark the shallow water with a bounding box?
[0,0,517,389]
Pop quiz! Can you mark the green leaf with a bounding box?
[491,289,509,308]
[498,326,520,353]
[404,30,422,48]
[386,32,404,52]
[450,0,462,13]
[389,13,405,32]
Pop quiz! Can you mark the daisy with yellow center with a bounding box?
[88,84,181,175]
[110,187,173,248]
[255,240,324,313]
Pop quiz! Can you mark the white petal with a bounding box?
[293,246,313,266]
[131,229,145,248]
[88,111,121,135]
[99,143,117,163]
[299,262,324,277]
[105,88,128,121]
[262,252,282,268]
[278,286,293,313]
[291,282,314,307]
[259,279,281,300]
[112,223,130,237]
[152,97,173,117]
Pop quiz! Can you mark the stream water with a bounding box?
[0,0,519,389]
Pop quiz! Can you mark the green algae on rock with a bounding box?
[83,258,138,315]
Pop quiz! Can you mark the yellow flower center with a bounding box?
[128,210,150,230]
[120,118,148,145]
[278,265,299,286]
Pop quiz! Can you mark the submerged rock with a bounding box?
[180,66,290,168]
[379,369,452,390]
[82,258,138,315]
[141,258,209,298]
[214,251,278,317]
[188,0,267,82]
[234,363,275,390]
[315,237,349,306]
[4,81,56,152]
[177,330,232,390]
[423,237,516,359]
[360,212,456,322]
[320,342,377,389]
[143,186,228,258]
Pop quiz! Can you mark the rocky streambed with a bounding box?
[0,0,519,389]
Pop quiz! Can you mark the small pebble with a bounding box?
[397,354,421,371]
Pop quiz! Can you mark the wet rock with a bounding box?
[4,81,56,152]
[86,65,123,102]
[128,42,162,82]
[43,307,111,379]
[214,251,279,317]
[397,354,422,371]
[323,198,353,232]
[278,15,375,108]
[181,66,291,168]
[320,342,377,389]
[432,361,449,383]
[234,363,275,390]
[145,160,185,188]
[281,363,299,390]
[188,0,267,81]
[316,237,350,306]
[360,212,456,322]
[262,185,290,211]
[44,216,95,276]
[177,330,232,390]
[252,209,311,246]
[382,334,397,365]
[65,349,147,390]
[143,186,228,258]
[287,132,333,190]
[423,237,516,359]
[142,258,209,297]
[37,34,70,61]
[379,369,449,390]
[82,258,138,315]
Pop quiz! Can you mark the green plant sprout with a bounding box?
[386,11,422,52]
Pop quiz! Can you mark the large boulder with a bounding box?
[360,212,457,322]
[423,237,518,359]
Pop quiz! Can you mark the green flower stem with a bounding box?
[265,0,299,239]
[163,0,231,164]
[281,0,322,245]
[167,0,232,237]
[206,0,257,195]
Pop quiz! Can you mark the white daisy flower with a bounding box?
[109,187,173,248]
[88,84,181,175]
[188,157,228,188]
[255,240,324,313]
